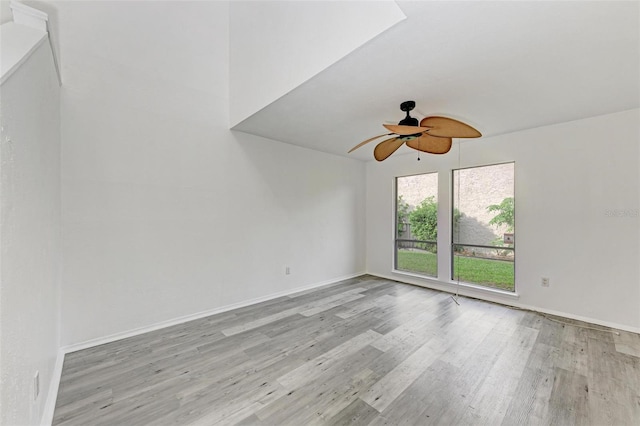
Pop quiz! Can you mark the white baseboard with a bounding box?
[40,349,64,426]
[506,303,640,335]
[370,272,640,334]
[61,271,365,355]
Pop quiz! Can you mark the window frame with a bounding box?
[394,171,439,278]
[450,161,516,292]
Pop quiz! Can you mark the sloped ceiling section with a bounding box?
[234,1,640,161]
[229,0,405,127]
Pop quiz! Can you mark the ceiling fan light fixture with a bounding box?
[400,134,420,141]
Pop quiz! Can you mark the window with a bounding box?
[395,173,438,277]
[452,163,515,292]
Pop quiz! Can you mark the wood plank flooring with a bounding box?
[53,276,640,425]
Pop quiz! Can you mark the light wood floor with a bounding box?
[53,276,640,425]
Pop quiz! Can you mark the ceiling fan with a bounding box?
[348,101,482,161]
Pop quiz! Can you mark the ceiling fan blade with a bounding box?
[374,137,405,161]
[348,133,392,153]
[406,133,453,154]
[383,124,431,136]
[420,116,481,138]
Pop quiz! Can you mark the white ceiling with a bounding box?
[233,1,640,161]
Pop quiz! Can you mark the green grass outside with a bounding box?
[396,250,438,277]
[397,249,515,292]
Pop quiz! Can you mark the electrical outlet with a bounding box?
[285,266,290,275]
[541,277,550,287]
[33,371,39,400]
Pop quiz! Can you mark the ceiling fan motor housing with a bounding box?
[399,116,419,126]
[399,100,420,136]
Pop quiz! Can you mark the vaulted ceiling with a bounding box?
[3,1,638,163]
[232,1,640,161]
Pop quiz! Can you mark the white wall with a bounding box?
[0,1,11,24]
[57,1,366,346]
[0,40,61,425]
[366,109,640,332]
